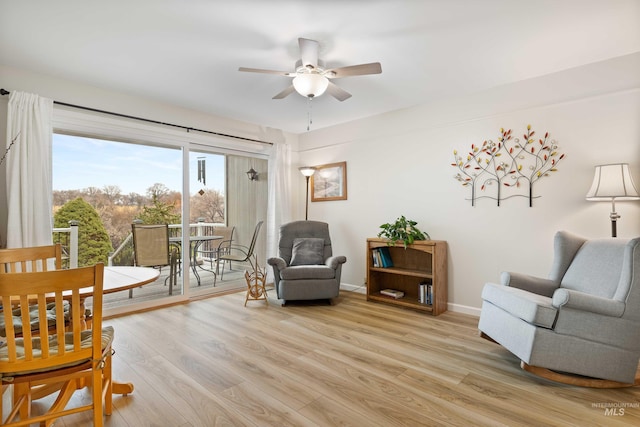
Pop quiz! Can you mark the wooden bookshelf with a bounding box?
[366,238,448,315]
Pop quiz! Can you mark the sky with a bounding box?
[53,134,225,195]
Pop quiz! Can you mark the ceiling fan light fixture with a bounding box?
[292,73,328,98]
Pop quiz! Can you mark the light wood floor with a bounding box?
[21,291,640,426]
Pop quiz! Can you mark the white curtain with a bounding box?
[266,141,292,267]
[5,91,54,248]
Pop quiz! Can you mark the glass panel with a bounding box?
[188,150,239,293]
[52,133,183,308]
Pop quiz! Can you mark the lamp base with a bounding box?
[610,211,620,238]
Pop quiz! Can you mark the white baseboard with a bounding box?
[447,303,480,317]
[340,283,366,294]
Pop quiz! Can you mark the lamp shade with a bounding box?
[586,163,640,201]
[299,166,316,177]
[292,74,329,98]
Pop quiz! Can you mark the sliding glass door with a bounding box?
[52,133,184,308]
[52,132,269,311]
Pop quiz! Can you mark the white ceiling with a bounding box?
[1,0,639,134]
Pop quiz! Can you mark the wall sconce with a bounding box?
[586,163,640,237]
[299,166,316,220]
[246,168,258,181]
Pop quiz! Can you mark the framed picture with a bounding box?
[311,161,347,202]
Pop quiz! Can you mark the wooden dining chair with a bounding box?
[0,244,64,411]
[0,244,65,333]
[0,263,113,426]
[0,244,62,274]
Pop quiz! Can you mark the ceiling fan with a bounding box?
[239,38,382,102]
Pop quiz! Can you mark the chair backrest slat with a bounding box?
[0,244,62,274]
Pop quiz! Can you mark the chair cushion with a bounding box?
[0,326,115,377]
[280,265,336,280]
[482,283,557,329]
[0,302,71,336]
[290,238,325,266]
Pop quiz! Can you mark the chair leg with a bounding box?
[42,379,78,426]
[104,348,113,416]
[13,382,31,422]
[92,367,104,427]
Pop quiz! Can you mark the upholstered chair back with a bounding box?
[560,239,628,299]
[555,234,640,321]
[278,221,333,266]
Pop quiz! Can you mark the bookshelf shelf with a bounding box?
[366,238,448,315]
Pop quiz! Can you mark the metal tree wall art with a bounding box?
[452,125,565,206]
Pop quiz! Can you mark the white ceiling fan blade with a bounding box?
[239,67,293,76]
[299,38,319,68]
[272,85,296,99]
[326,81,352,102]
[325,62,382,78]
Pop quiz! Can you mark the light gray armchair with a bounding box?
[267,221,347,305]
[478,231,640,386]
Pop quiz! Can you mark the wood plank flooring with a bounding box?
[19,291,640,426]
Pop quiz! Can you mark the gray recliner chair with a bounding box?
[478,230,640,386]
[268,221,347,305]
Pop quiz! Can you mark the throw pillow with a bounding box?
[290,238,325,266]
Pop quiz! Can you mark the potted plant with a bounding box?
[377,215,430,248]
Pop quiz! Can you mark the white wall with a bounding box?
[297,53,640,314]
[0,64,299,249]
[2,54,639,314]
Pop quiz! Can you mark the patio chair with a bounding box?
[131,223,175,297]
[195,225,235,273]
[217,221,263,280]
[0,263,114,426]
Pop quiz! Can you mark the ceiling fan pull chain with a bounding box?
[307,96,313,131]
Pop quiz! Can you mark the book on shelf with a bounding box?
[378,247,393,267]
[419,281,432,305]
[372,247,394,268]
[380,288,404,299]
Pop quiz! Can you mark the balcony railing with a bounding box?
[53,220,221,268]
[108,220,221,266]
[52,220,79,269]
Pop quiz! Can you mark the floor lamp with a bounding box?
[299,166,316,220]
[586,163,640,237]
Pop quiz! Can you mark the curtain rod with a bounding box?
[0,88,273,146]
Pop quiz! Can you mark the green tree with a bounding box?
[137,195,181,225]
[53,197,114,267]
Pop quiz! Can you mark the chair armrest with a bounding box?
[500,271,558,297]
[217,239,233,250]
[552,289,625,317]
[325,255,347,270]
[267,257,287,271]
[227,244,249,256]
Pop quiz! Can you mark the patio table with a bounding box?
[170,235,222,285]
